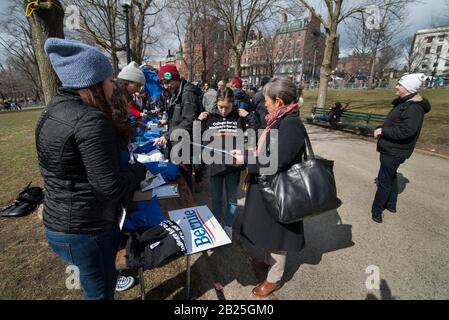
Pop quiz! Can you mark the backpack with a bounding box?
[0,182,44,217]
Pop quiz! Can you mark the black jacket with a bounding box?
[378,94,431,159]
[240,111,306,252]
[124,220,186,270]
[253,90,268,128]
[233,88,255,112]
[36,88,147,233]
[165,79,202,140]
[199,108,259,176]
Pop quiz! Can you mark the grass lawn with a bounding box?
[0,109,44,207]
[302,88,449,155]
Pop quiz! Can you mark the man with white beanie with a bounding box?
[371,73,431,223]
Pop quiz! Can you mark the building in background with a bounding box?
[411,26,449,81]
[336,51,372,80]
[179,16,230,83]
[235,13,337,86]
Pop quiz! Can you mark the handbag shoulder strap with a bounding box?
[302,130,315,161]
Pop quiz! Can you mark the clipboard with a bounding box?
[132,184,180,202]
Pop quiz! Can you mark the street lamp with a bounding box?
[122,0,132,64]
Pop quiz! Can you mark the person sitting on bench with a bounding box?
[316,102,346,124]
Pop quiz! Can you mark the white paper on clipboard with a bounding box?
[152,184,179,198]
[140,173,166,192]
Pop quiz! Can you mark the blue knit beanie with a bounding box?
[44,38,113,89]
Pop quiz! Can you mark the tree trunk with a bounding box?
[368,50,377,89]
[111,49,119,76]
[234,49,243,77]
[317,34,337,108]
[25,0,64,105]
[201,31,208,83]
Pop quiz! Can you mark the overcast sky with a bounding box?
[0,0,447,61]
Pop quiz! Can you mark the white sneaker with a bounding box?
[116,276,135,292]
[224,226,233,241]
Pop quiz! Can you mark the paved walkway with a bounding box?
[187,125,449,300]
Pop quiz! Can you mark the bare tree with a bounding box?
[296,0,377,107]
[346,0,415,89]
[376,45,399,74]
[0,2,43,101]
[67,0,123,75]
[68,0,164,74]
[127,0,164,63]
[24,0,65,104]
[211,0,277,77]
[169,0,203,81]
[168,0,229,82]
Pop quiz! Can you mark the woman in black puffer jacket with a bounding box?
[36,38,147,300]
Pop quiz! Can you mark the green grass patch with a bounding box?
[0,110,44,207]
[302,88,449,155]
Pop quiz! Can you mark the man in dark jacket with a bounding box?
[371,73,431,223]
[253,76,271,128]
[230,76,255,112]
[154,64,202,188]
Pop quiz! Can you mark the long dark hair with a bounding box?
[78,80,135,138]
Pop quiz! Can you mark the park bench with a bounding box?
[305,106,388,135]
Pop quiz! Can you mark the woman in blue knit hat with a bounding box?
[36,38,147,300]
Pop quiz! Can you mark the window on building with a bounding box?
[425,47,431,54]
[427,36,434,43]
[422,64,428,69]
[445,61,449,67]
[438,34,446,41]
[437,46,442,54]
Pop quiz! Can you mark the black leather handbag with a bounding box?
[259,131,341,224]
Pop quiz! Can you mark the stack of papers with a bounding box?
[152,185,179,199]
[140,172,166,192]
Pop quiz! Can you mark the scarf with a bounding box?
[255,103,299,156]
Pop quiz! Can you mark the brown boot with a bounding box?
[252,281,282,297]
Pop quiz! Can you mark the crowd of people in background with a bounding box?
[1,98,27,111]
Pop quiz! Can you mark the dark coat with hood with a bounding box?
[240,111,306,252]
[165,79,203,141]
[253,90,268,128]
[233,88,255,112]
[35,88,147,233]
[378,93,431,159]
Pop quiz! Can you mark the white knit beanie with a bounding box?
[398,73,426,94]
[118,61,146,85]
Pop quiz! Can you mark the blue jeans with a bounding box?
[45,226,121,300]
[317,114,329,121]
[210,171,240,228]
